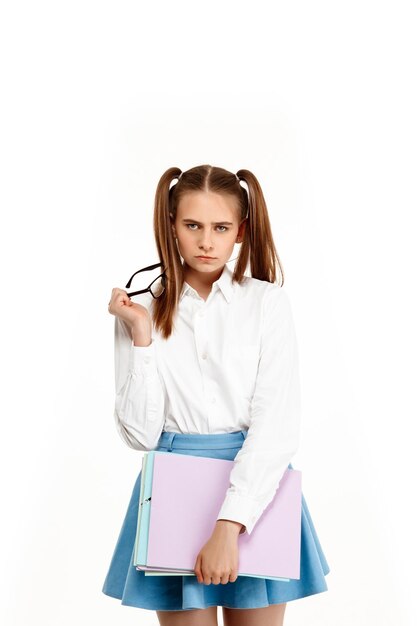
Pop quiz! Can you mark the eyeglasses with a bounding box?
[125,262,166,299]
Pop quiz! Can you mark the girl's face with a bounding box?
[172,190,246,276]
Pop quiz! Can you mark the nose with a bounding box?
[198,229,214,251]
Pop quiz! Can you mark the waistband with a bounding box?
[157,429,248,451]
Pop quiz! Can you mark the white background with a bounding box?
[1,1,416,625]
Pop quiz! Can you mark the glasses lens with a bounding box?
[128,267,165,298]
[149,276,165,298]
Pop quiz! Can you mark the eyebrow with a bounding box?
[181,219,234,226]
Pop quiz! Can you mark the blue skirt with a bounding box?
[102,429,330,611]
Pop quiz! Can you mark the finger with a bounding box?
[115,293,131,308]
[200,558,212,586]
[194,557,203,584]
[111,288,129,303]
[228,569,239,583]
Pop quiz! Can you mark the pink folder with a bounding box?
[141,451,302,580]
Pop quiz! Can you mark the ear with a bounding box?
[170,213,177,238]
[236,218,247,243]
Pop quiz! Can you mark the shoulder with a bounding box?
[235,274,275,299]
[235,277,293,329]
[239,275,291,309]
[245,279,294,332]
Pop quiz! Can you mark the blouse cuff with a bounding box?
[216,492,265,536]
[129,339,158,377]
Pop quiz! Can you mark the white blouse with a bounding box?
[113,263,301,535]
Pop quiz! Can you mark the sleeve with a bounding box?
[215,284,302,535]
[113,315,166,451]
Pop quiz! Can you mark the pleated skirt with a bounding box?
[101,429,330,611]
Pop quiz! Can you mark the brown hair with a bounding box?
[151,164,284,339]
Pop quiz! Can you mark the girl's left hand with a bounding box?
[194,522,240,585]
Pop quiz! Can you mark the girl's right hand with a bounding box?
[108,287,151,329]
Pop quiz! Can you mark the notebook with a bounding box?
[134,450,302,581]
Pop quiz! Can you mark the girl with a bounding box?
[102,165,330,626]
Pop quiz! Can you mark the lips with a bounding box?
[196,256,215,259]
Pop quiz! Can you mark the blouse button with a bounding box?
[201,352,207,359]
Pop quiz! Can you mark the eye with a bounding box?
[185,224,229,232]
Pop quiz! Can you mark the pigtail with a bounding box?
[235,169,284,287]
[151,167,185,339]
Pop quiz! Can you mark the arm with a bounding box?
[113,315,166,450]
[215,284,301,535]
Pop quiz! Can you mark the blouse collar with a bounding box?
[180,263,235,303]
